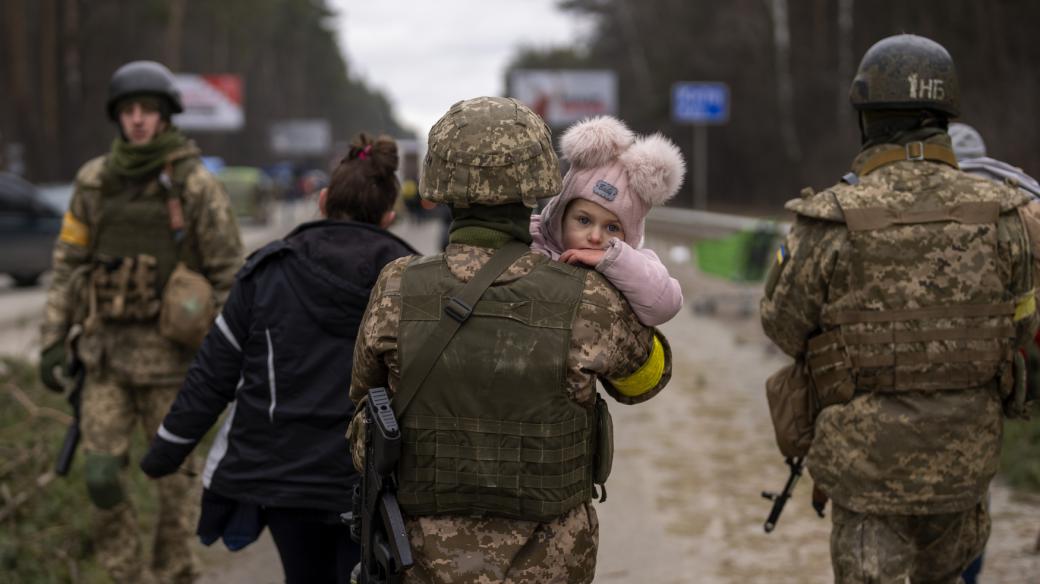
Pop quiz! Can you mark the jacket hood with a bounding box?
[282,220,416,335]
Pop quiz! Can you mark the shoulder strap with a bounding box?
[854,142,959,176]
[393,240,530,417]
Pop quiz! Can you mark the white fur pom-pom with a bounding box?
[620,133,686,205]
[560,116,635,169]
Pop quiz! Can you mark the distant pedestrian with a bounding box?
[140,133,416,584]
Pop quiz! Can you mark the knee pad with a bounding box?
[84,453,127,509]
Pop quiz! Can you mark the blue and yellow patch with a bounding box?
[775,244,789,266]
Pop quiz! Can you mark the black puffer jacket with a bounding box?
[148,220,416,511]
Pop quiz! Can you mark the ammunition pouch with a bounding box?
[592,393,614,488]
[1003,350,1030,419]
[86,254,161,329]
[805,330,856,407]
[765,360,818,459]
[765,330,858,459]
[159,262,216,349]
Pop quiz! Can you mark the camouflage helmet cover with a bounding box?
[106,60,184,121]
[849,34,959,117]
[420,96,560,208]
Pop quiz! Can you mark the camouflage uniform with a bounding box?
[761,133,1040,583]
[41,153,242,583]
[350,243,671,583]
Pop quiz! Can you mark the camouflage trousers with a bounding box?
[402,502,599,584]
[81,371,200,584]
[830,501,990,584]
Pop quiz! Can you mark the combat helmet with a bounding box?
[420,96,560,208]
[849,34,959,117]
[106,60,184,121]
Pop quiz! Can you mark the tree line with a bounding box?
[0,0,407,183]
[509,0,1040,211]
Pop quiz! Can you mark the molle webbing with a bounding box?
[810,309,1016,393]
[396,252,593,522]
[829,302,1016,324]
[856,142,960,176]
[841,201,1000,231]
[89,156,201,325]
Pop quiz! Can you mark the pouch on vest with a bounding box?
[765,360,817,458]
[1003,350,1031,419]
[85,254,162,328]
[593,393,614,488]
[159,262,215,349]
[805,329,855,408]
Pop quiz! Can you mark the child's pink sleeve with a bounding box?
[595,239,683,326]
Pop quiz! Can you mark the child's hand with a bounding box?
[560,248,605,267]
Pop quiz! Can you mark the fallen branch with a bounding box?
[0,471,56,523]
[3,382,72,425]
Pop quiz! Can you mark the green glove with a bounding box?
[39,342,66,392]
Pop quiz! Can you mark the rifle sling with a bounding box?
[392,240,530,418]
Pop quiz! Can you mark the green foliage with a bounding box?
[1001,411,1040,492]
[0,357,160,584]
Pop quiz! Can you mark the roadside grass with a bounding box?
[1001,408,1040,492]
[0,356,164,583]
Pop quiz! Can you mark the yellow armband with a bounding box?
[1014,289,1036,322]
[609,334,665,397]
[59,212,89,247]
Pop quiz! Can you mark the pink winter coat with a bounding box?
[530,212,683,327]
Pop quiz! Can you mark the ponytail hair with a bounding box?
[325,133,399,224]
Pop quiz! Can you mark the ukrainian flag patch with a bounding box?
[775,244,789,266]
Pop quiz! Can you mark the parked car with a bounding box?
[0,172,61,286]
[217,166,274,223]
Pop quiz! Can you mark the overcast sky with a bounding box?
[331,0,590,138]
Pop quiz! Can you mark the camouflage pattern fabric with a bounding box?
[41,154,243,355]
[350,243,670,583]
[41,152,240,584]
[760,134,1040,516]
[830,502,989,584]
[81,373,200,584]
[419,96,561,209]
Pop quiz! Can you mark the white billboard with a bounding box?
[173,74,244,131]
[508,69,618,127]
[269,119,332,157]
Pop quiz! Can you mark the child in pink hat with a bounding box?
[531,116,685,326]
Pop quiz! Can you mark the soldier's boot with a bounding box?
[151,461,201,584]
[94,501,159,584]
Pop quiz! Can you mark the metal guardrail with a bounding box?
[645,206,790,240]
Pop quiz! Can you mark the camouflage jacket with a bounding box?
[761,137,1040,515]
[41,153,243,386]
[349,243,671,583]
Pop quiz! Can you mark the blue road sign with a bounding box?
[672,82,730,124]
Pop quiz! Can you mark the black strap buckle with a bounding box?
[444,297,473,323]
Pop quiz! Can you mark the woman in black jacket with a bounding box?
[140,134,417,583]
